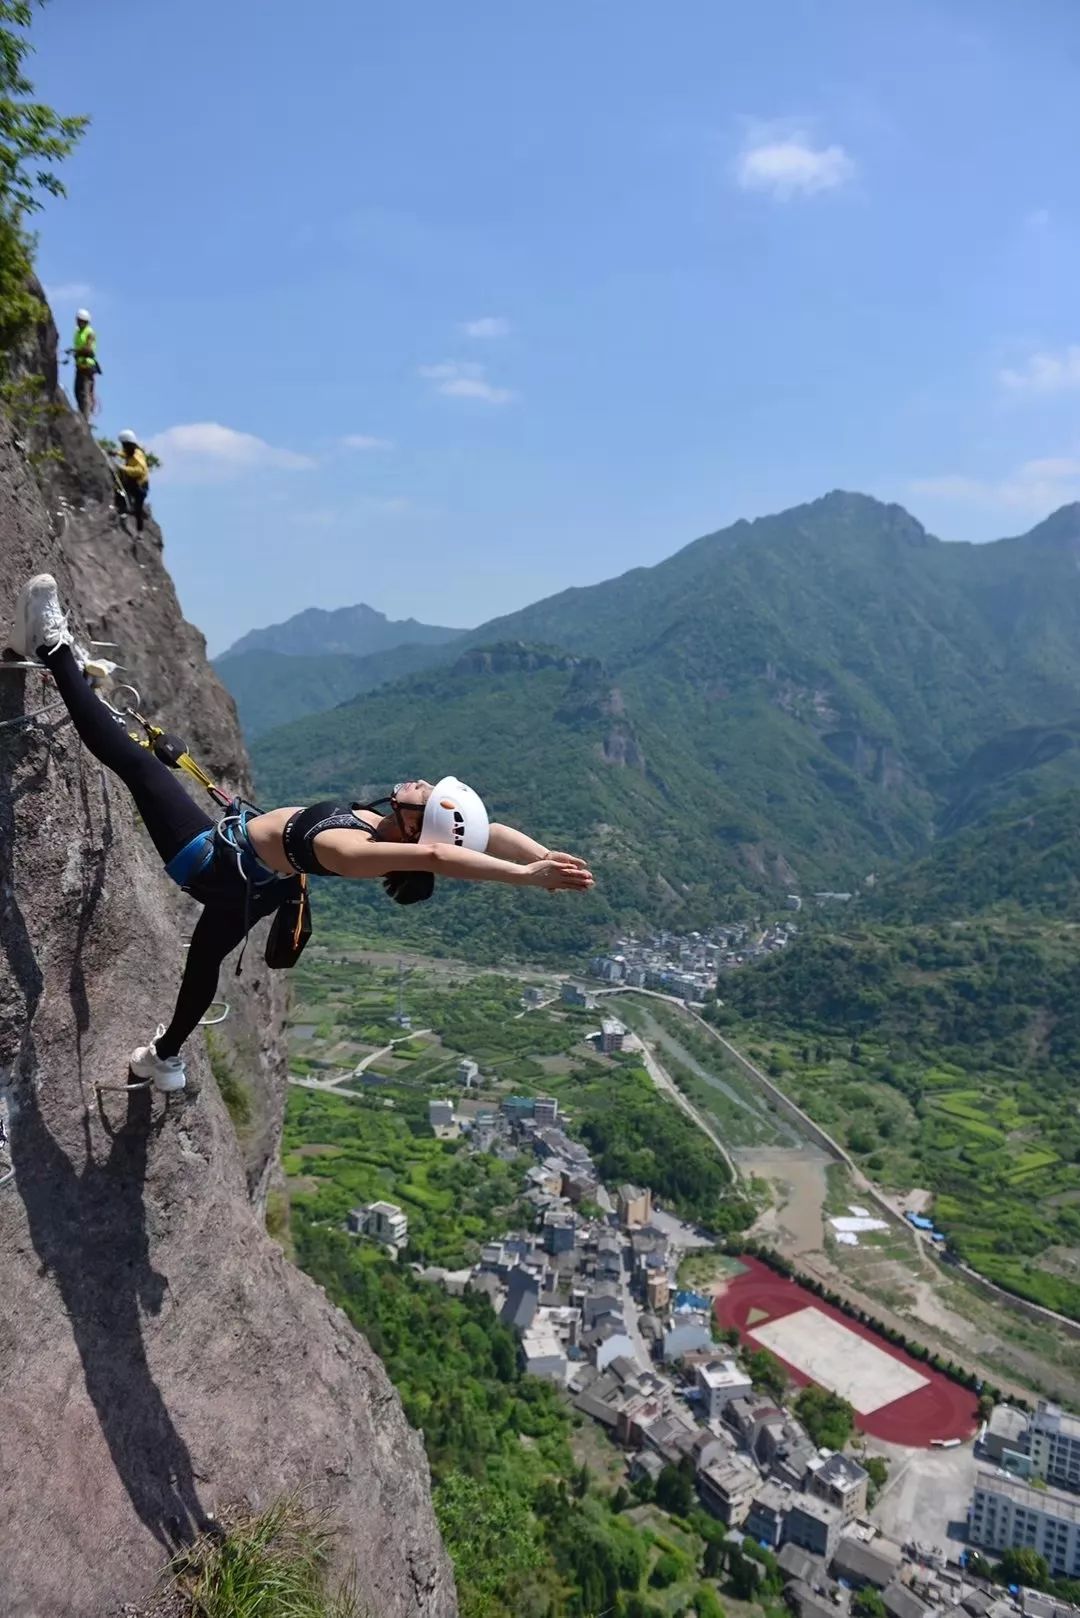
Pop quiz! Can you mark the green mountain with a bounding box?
[251,492,1080,953]
[872,789,1080,922]
[217,644,459,739]
[218,601,465,660]
[215,602,468,736]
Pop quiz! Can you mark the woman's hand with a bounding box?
[544,850,590,869]
[523,856,595,892]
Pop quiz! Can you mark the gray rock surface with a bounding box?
[0,297,456,1617]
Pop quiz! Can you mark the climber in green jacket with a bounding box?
[66,308,99,420]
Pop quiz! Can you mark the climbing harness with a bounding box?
[113,688,312,971]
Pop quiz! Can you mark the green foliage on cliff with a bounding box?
[0,2,87,358]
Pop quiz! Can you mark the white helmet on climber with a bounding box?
[419,777,489,852]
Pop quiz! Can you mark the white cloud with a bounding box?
[1025,208,1051,231]
[340,433,395,450]
[45,280,94,305]
[146,422,316,481]
[418,360,514,405]
[911,454,1080,515]
[999,346,1080,395]
[734,126,855,199]
[461,316,511,339]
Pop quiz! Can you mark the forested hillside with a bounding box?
[251,493,1080,955]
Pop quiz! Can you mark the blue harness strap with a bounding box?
[163,807,282,894]
[164,828,216,888]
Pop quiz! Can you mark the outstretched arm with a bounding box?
[486,822,548,863]
[486,821,590,869]
[314,830,593,892]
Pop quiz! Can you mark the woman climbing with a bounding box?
[10,575,595,1095]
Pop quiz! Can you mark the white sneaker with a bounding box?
[129,1025,187,1094]
[11,574,73,661]
[9,573,95,668]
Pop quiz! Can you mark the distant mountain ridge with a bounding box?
[215,602,469,736]
[249,491,1080,953]
[218,601,466,660]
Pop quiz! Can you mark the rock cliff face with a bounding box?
[0,300,456,1617]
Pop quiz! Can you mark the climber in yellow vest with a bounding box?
[66,308,99,419]
[114,429,150,533]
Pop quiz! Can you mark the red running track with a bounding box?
[715,1257,978,1446]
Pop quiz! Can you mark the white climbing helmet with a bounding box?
[76,308,91,322]
[420,776,489,852]
[118,429,138,446]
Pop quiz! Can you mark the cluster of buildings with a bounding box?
[972,1403,1080,1578]
[416,1095,957,1618]
[336,1016,1080,1618]
[587,921,797,998]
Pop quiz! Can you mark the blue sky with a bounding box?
[30,0,1080,652]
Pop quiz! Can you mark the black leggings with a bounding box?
[48,645,253,1059]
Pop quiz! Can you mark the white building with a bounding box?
[458,1058,480,1088]
[349,1201,409,1247]
[1029,1403,1080,1491]
[521,1312,569,1383]
[970,1469,1080,1578]
[696,1359,754,1421]
[533,1096,559,1127]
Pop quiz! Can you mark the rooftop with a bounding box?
[701,1455,758,1493]
[786,1584,840,1618]
[790,1495,843,1528]
[1032,1402,1080,1442]
[883,1582,933,1618]
[976,1467,1080,1523]
[813,1451,869,1492]
[987,1406,1029,1443]
[832,1535,903,1586]
[751,1479,794,1513]
[777,1545,819,1586]
[699,1359,753,1391]
[522,1318,565,1361]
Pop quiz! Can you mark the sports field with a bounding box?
[750,1306,928,1413]
[716,1256,977,1446]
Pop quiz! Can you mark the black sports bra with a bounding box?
[281,800,376,876]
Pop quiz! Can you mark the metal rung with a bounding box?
[102,684,142,717]
[95,1078,153,1094]
[200,1002,230,1027]
[0,660,43,672]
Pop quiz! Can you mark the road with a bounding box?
[618,1271,654,1371]
[597,986,925,1257]
[290,1028,431,1096]
[636,1037,739,1179]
